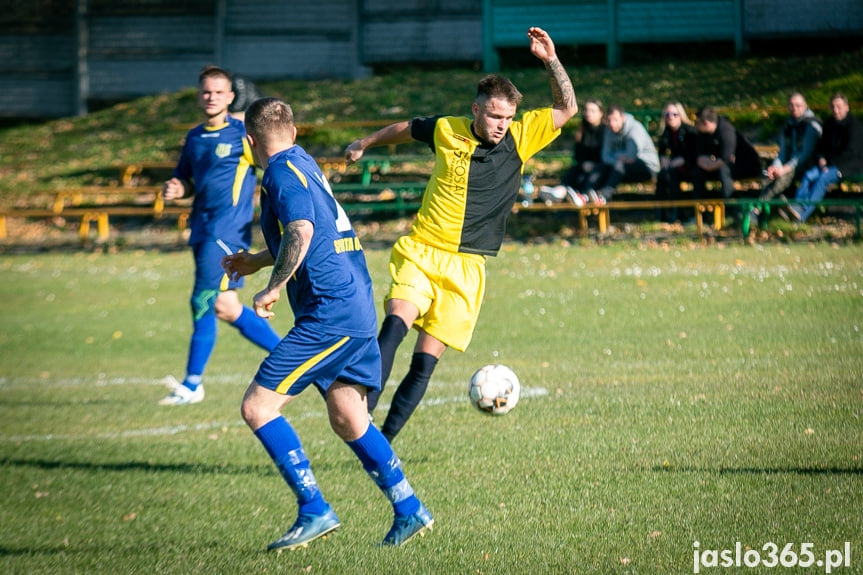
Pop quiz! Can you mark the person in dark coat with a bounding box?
[562,98,606,193]
[788,92,863,221]
[693,106,762,201]
[655,101,698,222]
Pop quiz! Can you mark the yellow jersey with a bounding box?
[409,108,560,256]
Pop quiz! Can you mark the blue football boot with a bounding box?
[267,506,340,551]
[381,503,434,546]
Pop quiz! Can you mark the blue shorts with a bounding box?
[255,324,382,396]
[193,240,245,292]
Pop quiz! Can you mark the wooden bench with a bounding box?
[117,162,175,185]
[512,199,725,236]
[50,185,164,213]
[172,119,397,137]
[0,205,191,242]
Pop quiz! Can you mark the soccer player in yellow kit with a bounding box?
[344,27,577,441]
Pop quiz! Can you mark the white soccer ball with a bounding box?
[468,364,520,415]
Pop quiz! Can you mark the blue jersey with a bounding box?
[174,115,257,247]
[259,146,377,338]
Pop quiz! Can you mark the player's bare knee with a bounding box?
[215,290,242,322]
[239,396,259,427]
[240,388,272,428]
[327,404,369,442]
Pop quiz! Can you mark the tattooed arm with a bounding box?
[252,219,314,319]
[527,27,578,130]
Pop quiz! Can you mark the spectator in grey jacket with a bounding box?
[759,92,822,201]
[589,105,659,204]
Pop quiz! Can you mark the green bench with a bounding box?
[732,197,863,238]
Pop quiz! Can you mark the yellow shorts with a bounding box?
[386,235,486,352]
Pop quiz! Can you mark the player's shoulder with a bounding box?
[519,107,554,120]
[267,148,317,186]
[226,115,247,131]
[424,115,472,142]
[436,115,469,128]
[186,123,207,137]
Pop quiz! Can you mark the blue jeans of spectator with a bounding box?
[793,166,840,221]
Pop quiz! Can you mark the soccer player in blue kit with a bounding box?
[221,97,433,550]
[160,65,281,406]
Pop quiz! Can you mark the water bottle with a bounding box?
[521,175,534,207]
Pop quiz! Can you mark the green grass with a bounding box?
[1,243,862,574]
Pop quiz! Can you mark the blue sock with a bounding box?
[346,424,420,517]
[182,374,202,391]
[254,417,328,515]
[185,313,217,388]
[232,306,281,351]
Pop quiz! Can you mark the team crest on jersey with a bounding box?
[215,143,232,158]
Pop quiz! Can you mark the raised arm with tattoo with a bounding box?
[527,27,577,129]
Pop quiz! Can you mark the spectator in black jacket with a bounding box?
[788,92,863,222]
[655,101,698,222]
[563,98,606,192]
[693,106,762,203]
[541,98,605,204]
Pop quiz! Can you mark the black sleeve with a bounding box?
[695,132,710,156]
[683,124,699,166]
[657,128,670,157]
[718,118,736,164]
[410,116,443,149]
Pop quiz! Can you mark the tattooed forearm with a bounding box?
[546,57,576,111]
[268,220,307,291]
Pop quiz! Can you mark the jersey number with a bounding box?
[316,172,351,232]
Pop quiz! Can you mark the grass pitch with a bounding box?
[1,242,861,574]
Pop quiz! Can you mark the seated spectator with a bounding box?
[590,105,659,204]
[655,101,698,222]
[693,106,762,202]
[540,98,605,205]
[759,92,822,203]
[564,98,606,192]
[787,92,863,222]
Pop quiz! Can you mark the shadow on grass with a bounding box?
[0,544,73,557]
[0,539,246,558]
[0,454,428,476]
[0,456,271,476]
[650,465,863,475]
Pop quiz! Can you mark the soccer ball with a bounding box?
[468,364,520,415]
